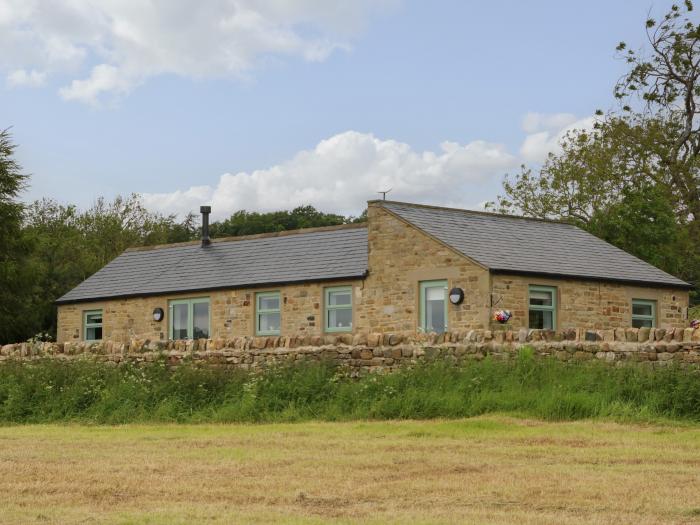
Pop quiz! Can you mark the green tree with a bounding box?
[490,2,700,302]
[22,195,199,338]
[21,200,84,336]
[0,129,38,344]
[209,205,365,237]
[587,185,686,275]
[614,0,700,227]
[76,194,198,270]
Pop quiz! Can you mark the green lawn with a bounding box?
[1,417,699,524]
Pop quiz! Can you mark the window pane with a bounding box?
[86,326,102,340]
[530,290,553,307]
[542,311,553,329]
[172,303,189,340]
[529,310,543,329]
[421,283,446,334]
[632,303,653,316]
[258,295,279,311]
[529,310,553,330]
[259,312,280,333]
[193,302,209,339]
[426,286,445,301]
[328,308,352,329]
[425,285,446,334]
[86,312,102,324]
[632,318,653,328]
[328,290,351,306]
[426,299,445,333]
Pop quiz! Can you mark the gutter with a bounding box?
[489,268,694,291]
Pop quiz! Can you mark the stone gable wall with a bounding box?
[356,204,491,333]
[11,327,700,374]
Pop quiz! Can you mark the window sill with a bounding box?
[325,328,353,334]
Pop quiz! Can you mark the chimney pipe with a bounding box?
[200,206,211,247]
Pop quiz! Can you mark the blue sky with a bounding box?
[0,0,678,219]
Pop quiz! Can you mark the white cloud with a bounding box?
[520,112,596,163]
[521,112,578,134]
[60,64,135,103]
[0,0,396,104]
[142,131,518,219]
[141,112,594,219]
[6,68,45,87]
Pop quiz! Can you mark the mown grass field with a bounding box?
[1,417,699,524]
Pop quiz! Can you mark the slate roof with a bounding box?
[58,201,690,305]
[56,225,369,304]
[379,201,691,289]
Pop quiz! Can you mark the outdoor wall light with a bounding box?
[153,307,164,322]
[449,287,464,305]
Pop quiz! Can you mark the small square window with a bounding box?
[325,286,352,332]
[631,299,656,328]
[420,280,448,334]
[256,292,281,335]
[84,309,103,341]
[529,286,556,330]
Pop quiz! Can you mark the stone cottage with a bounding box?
[56,200,691,343]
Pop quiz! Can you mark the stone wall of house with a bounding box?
[491,274,689,331]
[13,327,700,373]
[57,280,362,344]
[356,203,491,333]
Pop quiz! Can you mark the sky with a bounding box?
[0,0,679,220]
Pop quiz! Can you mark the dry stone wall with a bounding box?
[6,327,700,373]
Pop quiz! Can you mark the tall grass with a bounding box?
[689,304,700,321]
[0,350,698,424]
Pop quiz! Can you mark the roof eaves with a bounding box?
[55,271,370,305]
[489,268,693,290]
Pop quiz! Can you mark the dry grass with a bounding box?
[0,417,699,524]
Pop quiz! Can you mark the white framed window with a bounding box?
[325,286,352,332]
[420,280,448,334]
[83,309,103,341]
[169,297,210,340]
[631,299,656,328]
[529,285,556,330]
[256,291,281,336]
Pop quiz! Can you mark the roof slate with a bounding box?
[57,226,369,304]
[380,201,690,288]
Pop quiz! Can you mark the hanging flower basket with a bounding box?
[493,309,512,324]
